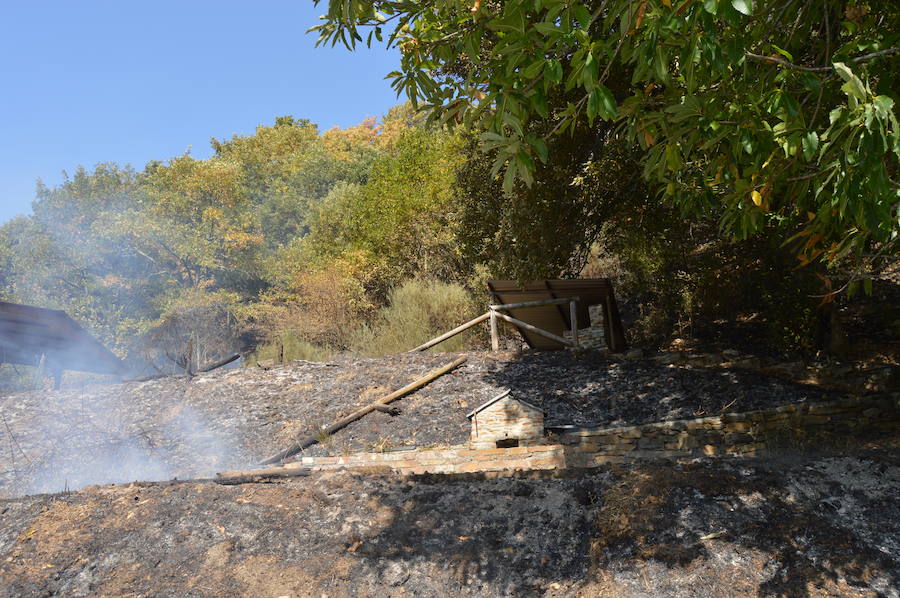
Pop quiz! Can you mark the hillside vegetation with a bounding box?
[2,97,896,389]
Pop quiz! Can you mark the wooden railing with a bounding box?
[411,297,579,353]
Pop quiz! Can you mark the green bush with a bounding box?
[350,279,483,356]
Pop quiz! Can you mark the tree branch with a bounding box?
[745,47,899,72]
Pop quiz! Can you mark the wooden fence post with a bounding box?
[569,300,578,348]
[490,309,499,351]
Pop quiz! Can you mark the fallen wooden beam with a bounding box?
[410,313,490,352]
[122,372,187,383]
[215,466,311,485]
[197,353,240,373]
[492,312,575,347]
[258,356,468,465]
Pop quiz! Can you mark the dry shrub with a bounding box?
[249,265,369,358]
[134,290,244,374]
[350,279,484,356]
[248,333,332,363]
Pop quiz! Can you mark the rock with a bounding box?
[256,359,278,370]
[382,561,410,586]
[687,353,722,367]
[654,352,685,365]
[764,362,806,378]
[732,357,762,370]
[626,348,645,359]
[722,349,740,360]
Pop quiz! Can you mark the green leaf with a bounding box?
[516,151,535,184]
[665,143,681,171]
[533,22,562,36]
[770,44,793,62]
[703,0,719,14]
[531,137,549,163]
[582,52,599,89]
[522,59,546,79]
[502,161,518,193]
[802,131,819,161]
[545,59,563,83]
[829,106,844,124]
[587,88,601,123]
[833,62,866,100]
[873,95,894,117]
[574,5,591,28]
[594,84,618,120]
[532,91,549,118]
[731,0,752,15]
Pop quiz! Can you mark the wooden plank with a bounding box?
[409,312,490,352]
[542,280,571,333]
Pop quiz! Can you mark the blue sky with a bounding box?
[0,1,400,224]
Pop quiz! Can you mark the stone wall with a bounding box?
[286,444,572,475]
[554,394,899,465]
[282,394,899,476]
[563,304,606,350]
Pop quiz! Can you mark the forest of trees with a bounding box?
[0,106,488,373]
[1,0,896,385]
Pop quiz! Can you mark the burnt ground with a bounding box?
[0,451,897,597]
[0,351,840,497]
[0,351,845,497]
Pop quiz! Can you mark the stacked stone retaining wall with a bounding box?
[282,394,899,476]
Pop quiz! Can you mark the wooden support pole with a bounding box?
[258,356,468,465]
[410,312,490,352]
[569,299,578,347]
[489,310,499,351]
[488,297,579,311]
[492,312,574,347]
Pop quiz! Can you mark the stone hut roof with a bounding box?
[467,390,544,419]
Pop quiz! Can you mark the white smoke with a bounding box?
[1,383,246,497]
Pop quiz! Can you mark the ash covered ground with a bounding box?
[0,452,897,597]
[0,350,897,597]
[0,351,840,497]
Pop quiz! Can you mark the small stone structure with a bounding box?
[467,390,545,449]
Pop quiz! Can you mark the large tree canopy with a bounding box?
[314,0,899,276]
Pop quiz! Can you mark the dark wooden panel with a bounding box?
[0,301,127,375]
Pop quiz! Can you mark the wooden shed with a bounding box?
[467,390,545,449]
[487,279,627,352]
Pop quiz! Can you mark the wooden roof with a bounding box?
[0,301,127,375]
[486,279,627,352]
